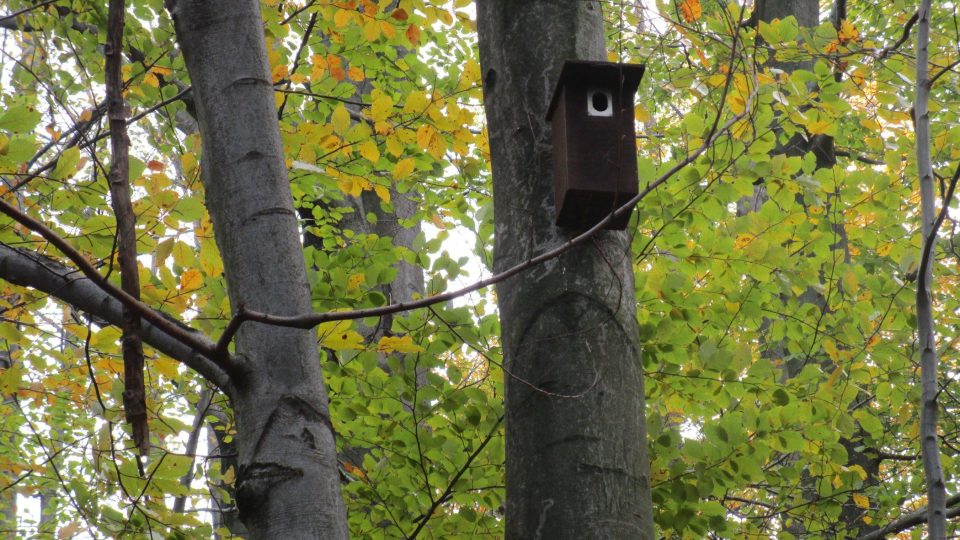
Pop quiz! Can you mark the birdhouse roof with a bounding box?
[546,60,646,120]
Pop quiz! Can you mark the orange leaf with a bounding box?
[405,24,420,45]
[680,0,702,22]
[390,8,408,20]
[146,160,165,172]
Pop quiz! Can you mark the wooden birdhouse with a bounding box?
[546,60,646,230]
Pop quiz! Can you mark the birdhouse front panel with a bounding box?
[547,61,646,230]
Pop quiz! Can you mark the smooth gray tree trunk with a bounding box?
[477,3,654,539]
[165,1,349,538]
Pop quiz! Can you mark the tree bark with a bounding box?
[477,3,654,539]
[914,0,947,535]
[165,1,348,537]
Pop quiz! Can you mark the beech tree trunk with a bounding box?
[477,3,654,539]
[165,1,349,537]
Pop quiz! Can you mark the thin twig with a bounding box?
[407,415,503,539]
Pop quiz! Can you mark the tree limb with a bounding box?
[0,196,238,374]
[857,494,960,540]
[0,244,232,392]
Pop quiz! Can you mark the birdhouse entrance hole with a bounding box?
[587,89,613,117]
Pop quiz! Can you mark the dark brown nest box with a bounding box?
[546,60,646,230]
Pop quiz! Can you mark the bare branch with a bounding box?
[877,11,919,59]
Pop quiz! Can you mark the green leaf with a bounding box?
[0,105,41,133]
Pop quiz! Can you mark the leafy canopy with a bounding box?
[0,0,958,538]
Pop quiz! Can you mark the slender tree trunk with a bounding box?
[914,0,947,535]
[477,3,654,539]
[165,1,348,537]
[749,2,878,536]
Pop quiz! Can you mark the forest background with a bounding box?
[0,0,957,538]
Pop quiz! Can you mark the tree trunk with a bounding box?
[165,1,348,537]
[754,1,878,536]
[477,3,654,539]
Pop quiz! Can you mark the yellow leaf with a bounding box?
[319,320,365,351]
[347,273,365,290]
[359,140,380,163]
[79,108,94,122]
[374,121,392,135]
[180,268,203,292]
[380,21,396,39]
[392,158,415,179]
[852,493,869,509]
[860,117,881,131]
[386,135,403,156]
[180,152,198,175]
[337,176,367,197]
[143,72,160,88]
[95,356,125,374]
[334,8,353,28]
[806,118,832,135]
[403,90,430,113]
[363,19,380,41]
[838,19,859,43]
[376,335,424,353]
[430,213,445,229]
[461,59,480,89]
[222,465,236,487]
[331,104,351,135]
[634,105,651,123]
[823,339,839,362]
[374,184,391,203]
[733,234,754,249]
[416,124,438,149]
[371,94,394,123]
[152,357,180,379]
[726,93,746,115]
[680,0,702,22]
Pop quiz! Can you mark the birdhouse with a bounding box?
[546,60,646,230]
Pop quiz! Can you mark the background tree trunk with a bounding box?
[477,2,654,538]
